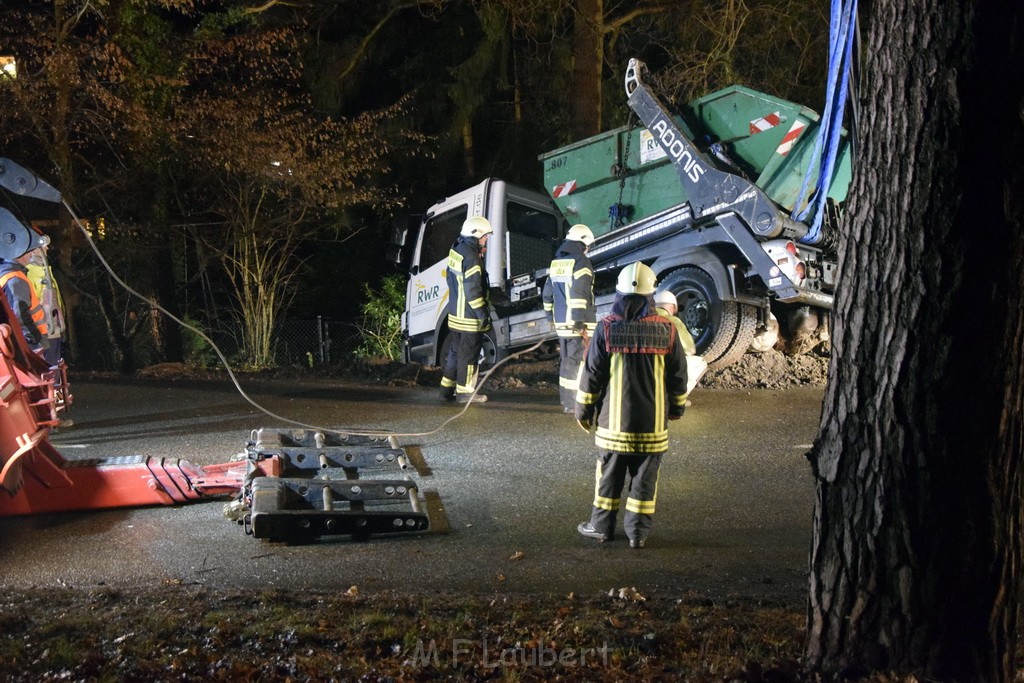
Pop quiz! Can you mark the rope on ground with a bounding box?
[66,198,547,440]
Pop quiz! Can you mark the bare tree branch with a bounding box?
[244,0,311,14]
[603,3,676,33]
[336,1,445,81]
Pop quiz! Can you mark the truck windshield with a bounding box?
[506,202,560,278]
[420,206,468,268]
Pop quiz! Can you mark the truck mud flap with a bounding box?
[242,428,430,542]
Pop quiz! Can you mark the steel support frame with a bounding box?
[240,428,429,542]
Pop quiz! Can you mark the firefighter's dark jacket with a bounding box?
[542,240,596,337]
[575,295,688,454]
[445,235,491,333]
[0,259,46,346]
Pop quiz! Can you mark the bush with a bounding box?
[181,316,221,367]
[355,275,405,360]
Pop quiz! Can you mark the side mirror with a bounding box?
[388,214,422,272]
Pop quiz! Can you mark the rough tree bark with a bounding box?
[806,2,1024,679]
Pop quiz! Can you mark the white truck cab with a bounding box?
[390,178,567,367]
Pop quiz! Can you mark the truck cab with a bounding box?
[390,178,567,366]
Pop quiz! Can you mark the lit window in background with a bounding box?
[0,56,16,79]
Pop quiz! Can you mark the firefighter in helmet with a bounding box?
[575,262,688,549]
[542,223,596,412]
[25,233,67,368]
[439,215,493,404]
[653,290,696,355]
[654,289,707,400]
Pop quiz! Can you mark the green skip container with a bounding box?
[540,85,852,238]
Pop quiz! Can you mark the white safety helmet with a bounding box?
[565,223,595,247]
[616,262,657,296]
[654,290,677,308]
[460,215,494,239]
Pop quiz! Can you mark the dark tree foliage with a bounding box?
[0,0,830,369]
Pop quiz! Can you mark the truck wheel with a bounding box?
[660,267,758,368]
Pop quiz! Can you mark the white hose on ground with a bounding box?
[65,198,548,439]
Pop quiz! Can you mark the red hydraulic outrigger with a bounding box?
[0,158,429,541]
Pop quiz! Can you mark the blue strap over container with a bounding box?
[793,0,858,245]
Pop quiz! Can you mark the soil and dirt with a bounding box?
[130,347,830,393]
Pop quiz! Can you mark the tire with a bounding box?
[659,267,758,368]
[437,330,453,368]
[479,328,498,369]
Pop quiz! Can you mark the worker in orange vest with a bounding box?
[25,240,66,367]
[0,235,49,353]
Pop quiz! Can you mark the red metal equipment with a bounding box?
[0,295,283,516]
[0,280,429,541]
[0,157,429,541]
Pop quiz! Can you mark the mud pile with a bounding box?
[485,348,829,391]
[701,349,830,389]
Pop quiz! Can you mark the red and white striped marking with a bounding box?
[775,121,806,156]
[552,180,577,198]
[749,112,782,135]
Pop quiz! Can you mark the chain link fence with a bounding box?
[272,317,368,366]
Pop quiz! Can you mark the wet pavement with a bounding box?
[0,377,823,603]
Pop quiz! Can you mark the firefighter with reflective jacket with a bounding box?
[0,231,50,352]
[575,262,688,549]
[439,216,493,404]
[26,240,66,368]
[542,224,596,412]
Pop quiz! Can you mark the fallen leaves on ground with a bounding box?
[0,585,931,682]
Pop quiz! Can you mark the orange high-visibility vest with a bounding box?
[0,270,48,339]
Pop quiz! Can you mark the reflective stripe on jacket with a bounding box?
[445,236,491,333]
[26,261,65,339]
[541,240,596,338]
[0,266,48,343]
[576,307,688,454]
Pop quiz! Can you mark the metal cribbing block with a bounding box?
[255,427,394,449]
[247,476,430,541]
[249,428,409,473]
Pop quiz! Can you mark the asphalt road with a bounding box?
[0,377,823,603]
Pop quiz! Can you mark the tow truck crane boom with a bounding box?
[0,158,430,542]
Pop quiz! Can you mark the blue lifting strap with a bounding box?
[793,0,858,245]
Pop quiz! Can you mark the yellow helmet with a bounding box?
[565,223,595,246]
[460,215,494,238]
[616,262,656,295]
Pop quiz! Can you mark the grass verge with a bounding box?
[0,586,805,681]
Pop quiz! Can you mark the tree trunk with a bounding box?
[570,0,603,138]
[462,120,475,180]
[806,2,1024,680]
[95,275,135,374]
[149,188,184,363]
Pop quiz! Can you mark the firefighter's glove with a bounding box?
[576,323,591,346]
[577,418,592,434]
